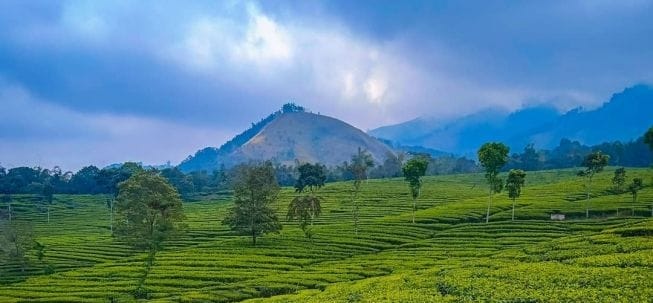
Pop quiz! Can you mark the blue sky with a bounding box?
[1,0,652,171]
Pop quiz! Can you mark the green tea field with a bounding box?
[1,168,652,302]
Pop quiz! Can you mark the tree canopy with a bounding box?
[223,162,281,245]
[478,142,510,223]
[114,172,185,252]
[402,156,429,223]
[294,163,326,193]
[645,126,653,150]
[506,169,526,221]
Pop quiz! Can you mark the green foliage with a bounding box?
[402,157,429,200]
[580,151,610,176]
[612,167,627,193]
[288,163,326,239]
[294,163,326,193]
[0,168,652,302]
[645,126,653,150]
[402,157,429,223]
[287,195,322,239]
[628,178,644,202]
[506,169,526,221]
[114,172,185,252]
[349,148,375,192]
[0,220,34,272]
[348,148,375,235]
[478,142,509,223]
[506,169,526,200]
[223,162,282,245]
[577,151,610,218]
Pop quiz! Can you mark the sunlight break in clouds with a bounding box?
[170,2,407,112]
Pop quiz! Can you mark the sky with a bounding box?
[1,0,652,171]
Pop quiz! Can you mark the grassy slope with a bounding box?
[0,168,651,302]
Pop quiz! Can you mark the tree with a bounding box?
[402,157,429,223]
[521,144,540,171]
[287,163,326,239]
[42,182,54,224]
[348,148,375,235]
[97,163,142,234]
[506,169,526,221]
[223,162,281,245]
[478,142,509,223]
[1,194,10,222]
[160,167,195,198]
[0,221,34,273]
[577,151,610,219]
[627,178,644,216]
[0,167,10,222]
[612,167,627,193]
[644,127,653,151]
[114,171,185,297]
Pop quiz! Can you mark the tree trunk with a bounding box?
[47,205,50,224]
[412,197,416,224]
[354,203,359,236]
[8,202,11,222]
[586,177,592,219]
[110,199,114,235]
[353,189,360,236]
[486,189,492,224]
[252,231,257,246]
[511,198,516,221]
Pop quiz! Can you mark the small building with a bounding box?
[550,213,565,221]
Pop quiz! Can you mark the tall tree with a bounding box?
[478,142,510,223]
[577,151,610,219]
[612,167,627,193]
[521,144,540,171]
[287,163,326,239]
[505,169,526,221]
[627,178,644,216]
[97,162,142,234]
[348,148,375,235]
[612,168,627,215]
[402,157,429,223]
[223,162,281,245]
[114,171,185,297]
[42,182,54,224]
[644,126,653,151]
[1,194,10,222]
[0,167,10,222]
[0,221,34,273]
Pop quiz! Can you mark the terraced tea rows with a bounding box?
[0,168,652,302]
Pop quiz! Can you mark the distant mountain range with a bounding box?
[179,106,394,172]
[370,84,653,155]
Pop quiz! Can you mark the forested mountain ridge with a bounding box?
[370,84,653,155]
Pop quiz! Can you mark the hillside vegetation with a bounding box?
[0,168,652,302]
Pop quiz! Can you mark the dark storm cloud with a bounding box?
[0,0,651,170]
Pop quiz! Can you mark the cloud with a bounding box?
[0,0,651,168]
[0,80,232,171]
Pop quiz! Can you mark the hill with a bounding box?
[370,84,653,155]
[179,106,394,172]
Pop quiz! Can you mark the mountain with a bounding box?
[369,84,653,155]
[179,107,395,172]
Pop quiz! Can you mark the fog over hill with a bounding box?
[370,84,653,155]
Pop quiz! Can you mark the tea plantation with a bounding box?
[1,168,652,302]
